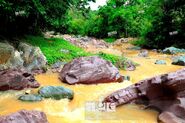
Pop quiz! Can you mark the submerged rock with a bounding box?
[19,95,42,102]
[39,86,74,100]
[172,56,185,66]
[163,47,185,54]
[103,68,185,123]
[138,50,149,57]
[0,69,40,91]
[155,60,166,65]
[0,110,48,123]
[59,56,123,84]
[127,46,141,50]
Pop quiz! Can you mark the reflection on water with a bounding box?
[0,43,183,123]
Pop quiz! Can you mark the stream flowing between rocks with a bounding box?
[0,43,183,123]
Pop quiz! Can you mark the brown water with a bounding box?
[0,43,183,123]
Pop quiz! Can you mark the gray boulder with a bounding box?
[39,86,74,100]
[19,94,43,102]
[163,47,185,54]
[155,60,166,65]
[172,56,185,66]
[0,43,23,70]
[18,43,47,71]
[138,50,149,57]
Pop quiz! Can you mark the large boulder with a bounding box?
[59,56,123,84]
[103,68,185,123]
[0,43,23,70]
[39,86,74,100]
[163,47,185,54]
[18,43,47,71]
[0,42,47,71]
[172,56,185,66]
[0,69,40,91]
[0,110,48,123]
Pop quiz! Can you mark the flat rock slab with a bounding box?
[0,69,40,91]
[39,86,74,100]
[0,110,48,123]
[19,94,43,102]
[59,56,123,84]
[103,68,185,123]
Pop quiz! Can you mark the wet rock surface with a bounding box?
[59,56,123,84]
[19,94,43,102]
[103,68,185,123]
[0,110,48,123]
[39,86,74,100]
[163,47,185,54]
[155,60,166,65]
[0,69,40,91]
[172,55,185,66]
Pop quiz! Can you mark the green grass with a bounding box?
[23,35,135,69]
[23,35,91,64]
[104,37,116,43]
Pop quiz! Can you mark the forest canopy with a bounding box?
[0,0,184,48]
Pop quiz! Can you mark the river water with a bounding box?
[0,43,183,123]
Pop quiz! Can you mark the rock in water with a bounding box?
[59,56,123,84]
[172,56,185,66]
[0,69,40,91]
[163,47,185,54]
[138,50,149,57]
[0,110,48,123]
[39,86,74,100]
[155,60,166,65]
[19,95,42,102]
[103,68,185,123]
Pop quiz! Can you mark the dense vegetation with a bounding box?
[0,0,185,48]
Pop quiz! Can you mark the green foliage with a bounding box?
[23,36,90,64]
[104,37,116,43]
[131,38,147,47]
[97,52,137,70]
[0,0,93,35]
[144,0,185,48]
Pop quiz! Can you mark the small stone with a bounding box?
[155,60,166,65]
[138,50,148,57]
[19,94,42,102]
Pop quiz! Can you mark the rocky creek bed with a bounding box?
[0,36,185,123]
